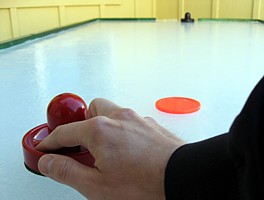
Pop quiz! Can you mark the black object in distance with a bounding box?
[181,12,195,23]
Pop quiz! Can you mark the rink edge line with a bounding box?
[0,18,263,50]
[0,18,155,50]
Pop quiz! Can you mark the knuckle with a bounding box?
[114,108,137,119]
[90,98,106,108]
[90,98,102,105]
[89,116,112,138]
[82,116,112,148]
[91,116,110,129]
[92,97,104,102]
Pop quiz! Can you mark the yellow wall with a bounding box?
[18,7,60,36]
[65,6,100,25]
[156,0,178,19]
[136,0,155,18]
[260,1,264,19]
[156,0,264,20]
[104,1,134,18]
[184,0,212,19]
[0,0,263,44]
[0,8,12,41]
[0,0,156,43]
[218,0,253,19]
[260,3,264,20]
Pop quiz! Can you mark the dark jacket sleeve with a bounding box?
[228,76,264,199]
[165,134,239,200]
[165,76,264,200]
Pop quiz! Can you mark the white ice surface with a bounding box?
[0,20,264,199]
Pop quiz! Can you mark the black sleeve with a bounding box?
[228,76,264,199]
[165,76,264,200]
[165,134,239,200]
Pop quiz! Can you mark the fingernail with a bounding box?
[39,155,54,175]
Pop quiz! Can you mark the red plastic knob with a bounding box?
[47,93,87,131]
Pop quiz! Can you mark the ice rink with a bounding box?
[0,20,263,199]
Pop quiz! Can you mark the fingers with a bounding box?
[38,154,98,196]
[35,97,184,157]
[35,117,111,153]
[36,98,120,153]
[35,121,86,152]
[87,98,122,119]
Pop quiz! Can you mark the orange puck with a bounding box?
[156,97,201,114]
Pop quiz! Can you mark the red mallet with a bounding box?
[22,93,95,175]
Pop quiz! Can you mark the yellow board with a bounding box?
[0,0,123,43]
[17,7,60,36]
[260,1,264,19]
[156,0,179,19]
[218,0,254,19]
[0,0,264,44]
[65,6,100,25]
[136,0,154,18]
[156,0,264,20]
[0,9,12,41]
[104,0,135,18]
[184,0,212,19]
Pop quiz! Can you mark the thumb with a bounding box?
[38,154,95,193]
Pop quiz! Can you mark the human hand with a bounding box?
[36,98,185,200]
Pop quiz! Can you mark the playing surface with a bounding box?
[0,20,263,199]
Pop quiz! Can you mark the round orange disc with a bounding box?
[155,97,201,114]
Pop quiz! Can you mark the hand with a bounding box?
[36,98,185,200]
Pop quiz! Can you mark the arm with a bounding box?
[165,134,239,199]
[166,76,264,200]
